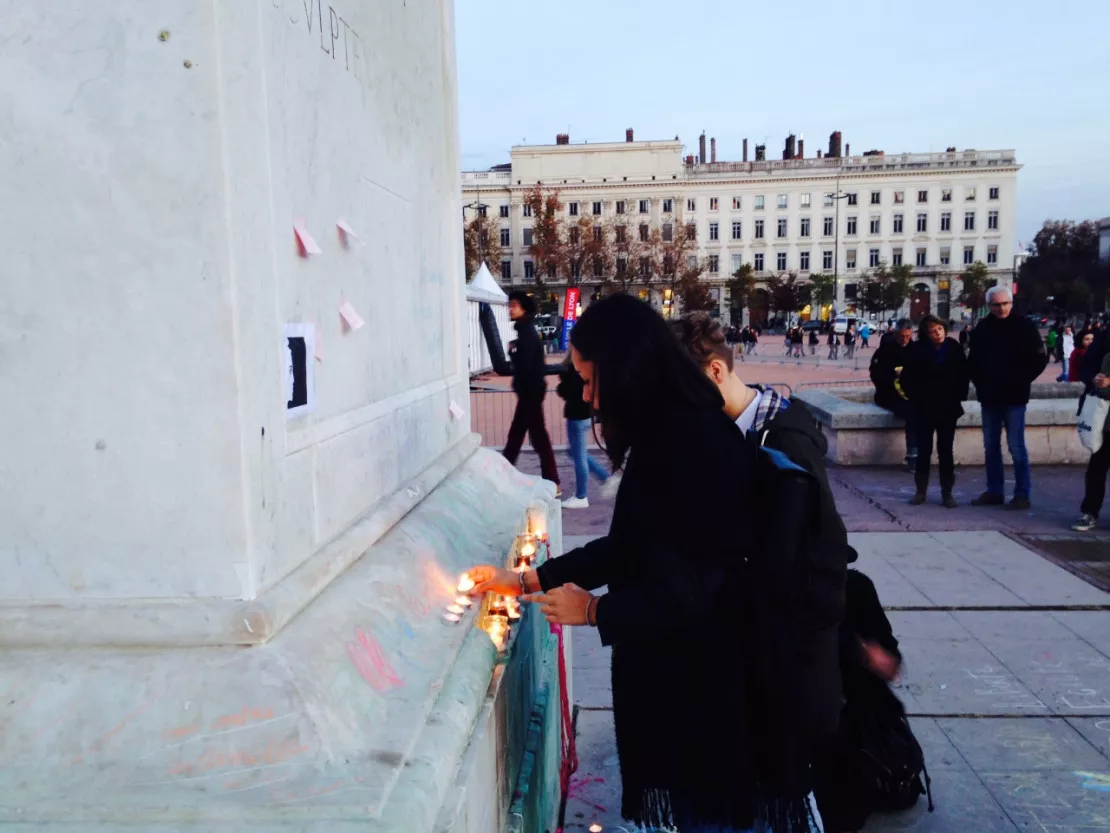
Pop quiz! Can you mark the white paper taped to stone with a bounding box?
[293,219,322,255]
[449,400,465,421]
[339,301,364,331]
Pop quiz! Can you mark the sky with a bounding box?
[455,0,1110,248]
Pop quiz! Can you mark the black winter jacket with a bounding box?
[493,316,548,398]
[967,314,1048,407]
[899,338,970,422]
[869,333,910,411]
[556,364,591,420]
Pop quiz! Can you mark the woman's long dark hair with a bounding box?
[570,294,723,469]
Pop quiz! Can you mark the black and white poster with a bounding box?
[284,323,316,418]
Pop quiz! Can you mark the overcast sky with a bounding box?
[456,0,1110,248]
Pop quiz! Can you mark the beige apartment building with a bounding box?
[461,130,1020,324]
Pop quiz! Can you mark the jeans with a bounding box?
[916,414,958,489]
[981,405,1031,499]
[566,418,609,498]
[1081,434,1110,517]
[502,394,560,486]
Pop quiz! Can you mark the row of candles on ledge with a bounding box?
[442,505,550,653]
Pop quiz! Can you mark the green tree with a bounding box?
[883,263,914,317]
[727,263,756,324]
[766,271,810,317]
[958,261,991,321]
[1019,220,1106,314]
[808,272,836,308]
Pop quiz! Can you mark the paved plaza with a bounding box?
[509,447,1110,832]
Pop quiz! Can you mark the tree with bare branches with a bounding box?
[605,215,644,294]
[463,212,504,279]
[522,185,563,286]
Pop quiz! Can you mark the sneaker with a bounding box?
[600,473,622,501]
[1071,514,1098,532]
[562,496,589,509]
[971,492,1005,506]
[1008,497,1032,511]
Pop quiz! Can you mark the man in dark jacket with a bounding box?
[491,291,561,490]
[870,319,917,470]
[967,286,1048,509]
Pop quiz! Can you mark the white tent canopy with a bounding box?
[466,261,509,304]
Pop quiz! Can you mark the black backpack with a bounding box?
[852,699,934,814]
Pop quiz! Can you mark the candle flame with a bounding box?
[443,612,461,623]
[446,604,464,615]
[457,574,475,593]
[521,541,536,557]
[455,595,473,607]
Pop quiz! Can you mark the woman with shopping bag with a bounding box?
[1073,329,1110,531]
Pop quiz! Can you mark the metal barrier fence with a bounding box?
[794,379,872,393]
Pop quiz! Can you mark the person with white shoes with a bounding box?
[555,359,619,509]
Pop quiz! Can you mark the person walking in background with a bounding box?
[791,326,805,359]
[860,321,872,349]
[870,319,919,471]
[1045,325,1059,364]
[1070,330,1095,385]
[1057,325,1075,382]
[809,327,820,355]
[491,291,562,493]
[967,287,1048,510]
[900,316,970,508]
[959,324,972,355]
[828,328,840,360]
[556,359,618,509]
[1073,328,1110,531]
[844,325,857,360]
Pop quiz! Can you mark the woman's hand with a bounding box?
[466,565,522,597]
[1095,373,1109,390]
[860,639,901,682]
[523,583,593,626]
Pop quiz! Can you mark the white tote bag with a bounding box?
[1077,394,1109,454]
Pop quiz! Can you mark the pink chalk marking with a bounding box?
[347,628,403,692]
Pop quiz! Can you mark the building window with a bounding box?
[845,283,858,301]
[846,249,857,269]
[941,189,952,203]
[755,219,765,239]
[662,223,673,241]
[916,248,927,267]
[709,197,719,211]
[777,194,788,209]
[777,218,788,238]
[594,257,604,278]
[686,222,697,240]
[869,216,881,235]
[940,247,951,266]
[731,221,742,240]
[687,198,697,212]
[892,248,903,266]
[593,224,603,242]
[731,253,742,273]
[964,211,975,231]
[615,225,627,243]
[755,195,765,210]
[709,222,719,241]
[868,248,881,268]
[568,202,579,216]
[592,201,602,216]
[893,214,904,234]
[989,186,999,200]
[639,257,650,277]
[870,190,881,205]
[523,228,533,247]
[732,197,742,210]
[776,252,788,270]
[894,191,905,204]
[639,223,649,242]
[522,204,532,217]
[917,213,928,233]
[615,200,626,215]
[988,210,999,230]
[499,205,510,218]
[639,199,650,214]
[800,217,811,237]
[965,187,976,201]
[754,253,765,272]
[824,193,835,207]
[823,250,833,270]
[940,212,951,232]
[663,198,674,213]
[917,190,928,203]
[963,246,974,265]
[846,193,858,206]
[801,193,812,208]
[823,216,834,236]
[800,251,811,271]
[568,227,580,245]
[572,262,581,280]
[524,260,534,279]
[501,260,512,281]
[709,255,720,274]
[987,245,998,265]
[616,258,627,277]
[847,216,858,235]
[500,228,511,247]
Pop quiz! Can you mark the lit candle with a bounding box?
[489,595,508,616]
[454,595,473,607]
[589,824,603,833]
[457,574,475,593]
[446,604,464,615]
[507,604,521,621]
[526,505,547,539]
[520,538,537,559]
[443,612,461,624]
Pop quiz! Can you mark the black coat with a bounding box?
[869,334,910,411]
[899,337,970,422]
[493,316,548,398]
[555,364,591,420]
[537,403,761,829]
[840,570,901,708]
[967,314,1048,407]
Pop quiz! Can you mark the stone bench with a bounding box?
[794,383,1088,466]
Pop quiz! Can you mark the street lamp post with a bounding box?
[462,198,489,271]
[826,173,850,320]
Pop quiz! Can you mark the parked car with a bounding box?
[832,315,858,335]
[801,320,825,332]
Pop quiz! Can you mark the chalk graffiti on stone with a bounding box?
[347,627,403,692]
[272,0,367,81]
[1074,771,1110,792]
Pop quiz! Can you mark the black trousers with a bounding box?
[915,414,958,488]
[882,400,918,458]
[502,394,561,486]
[1081,436,1110,517]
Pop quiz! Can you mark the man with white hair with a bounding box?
[967,286,1048,510]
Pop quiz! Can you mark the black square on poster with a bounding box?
[287,337,308,410]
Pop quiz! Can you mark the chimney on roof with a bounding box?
[845,142,850,156]
[946,146,956,153]
[817,149,823,159]
[626,128,634,142]
[710,137,716,163]
[686,154,695,166]
[556,133,569,145]
[797,138,804,159]
[699,132,707,166]
[783,133,796,160]
[743,138,749,162]
[755,144,766,162]
[828,131,842,158]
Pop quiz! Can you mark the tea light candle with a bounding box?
[526,505,547,539]
[446,604,465,615]
[443,612,461,624]
[457,574,475,593]
[454,595,473,607]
